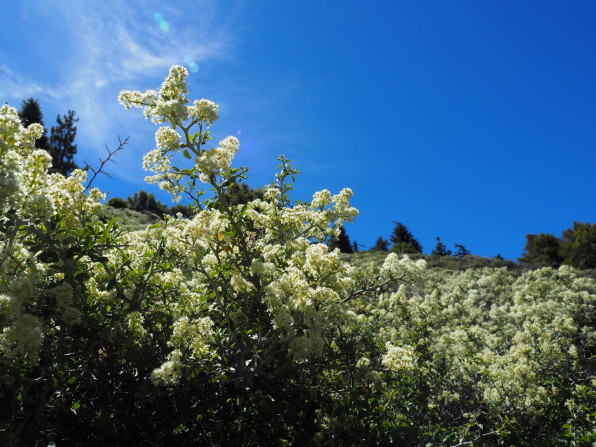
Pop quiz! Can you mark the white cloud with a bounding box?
[2,0,235,184]
[0,63,60,102]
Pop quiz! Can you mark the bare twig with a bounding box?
[83,135,129,192]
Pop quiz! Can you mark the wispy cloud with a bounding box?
[0,63,60,102]
[2,0,235,184]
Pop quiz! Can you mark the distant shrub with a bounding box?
[107,196,128,209]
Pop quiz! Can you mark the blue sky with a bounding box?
[1,0,595,259]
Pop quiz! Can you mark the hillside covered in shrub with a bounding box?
[1,66,595,446]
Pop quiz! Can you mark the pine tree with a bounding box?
[107,197,128,209]
[518,233,562,266]
[329,226,353,253]
[127,190,168,215]
[18,98,80,177]
[454,244,471,258]
[560,222,596,269]
[390,222,422,254]
[49,110,79,176]
[432,237,451,256]
[371,236,389,252]
[18,98,50,152]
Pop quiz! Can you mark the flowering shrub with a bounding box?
[0,67,594,446]
[391,265,596,445]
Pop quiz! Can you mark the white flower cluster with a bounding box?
[126,311,147,344]
[264,242,358,359]
[187,99,219,127]
[382,265,596,414]
[382,342,416,375]
[380,253,426,282]
[0,312,44,365]
[194,136,239,183]
[0,104,106,367]
[169,316,214,360]
[119,65,190,124]
[151,349,183,385]
[0,68,421,399]
[0,104,104,223]
[48,283,80,325]
[120,66,240,197]
[244,187,359,244]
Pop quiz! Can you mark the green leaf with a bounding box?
[63,235,77,246]
[183,148,192,159]
[107,217,117,230]
[70,401,80,414]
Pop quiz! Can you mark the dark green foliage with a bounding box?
[454,243,471,257]
[432,237,451,256]
[107,183,263,220]
[427,253,518,271]
[352,240,358,252]
[127,190,168,216]
[18,98,50,152]
[390,222,422,254]
[109,191,194,218]
[222,183,264,206]
[561,221,596,269]
[168,204,194,218]
[518,223,596,269]
[371,236,389,252]
[107,197,127,209]
[49,110,79,176]
[519,233,563,266]
[329,225,353,253]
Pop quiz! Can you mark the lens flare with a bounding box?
[212,97,230,118]
[184,56,199,73]
[153,12,169,32]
